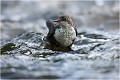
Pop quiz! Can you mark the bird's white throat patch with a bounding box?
[54,22,76,47]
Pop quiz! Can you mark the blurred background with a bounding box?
[0,0,119,41]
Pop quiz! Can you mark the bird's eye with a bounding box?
[63,18,66,21]
[61,17,66,21]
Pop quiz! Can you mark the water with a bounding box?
[0,0,119,79]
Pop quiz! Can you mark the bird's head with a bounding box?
[54,14,74,27]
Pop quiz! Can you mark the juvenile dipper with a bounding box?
[45,14,77,51]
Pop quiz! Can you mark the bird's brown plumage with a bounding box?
[54,14,77,36]
[45,14,77,51]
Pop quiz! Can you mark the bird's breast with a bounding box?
[54,24,76,47]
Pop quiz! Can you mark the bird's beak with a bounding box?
[54,18,60,22]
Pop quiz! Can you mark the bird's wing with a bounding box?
[46,20,56,37]
[46,20,61,46]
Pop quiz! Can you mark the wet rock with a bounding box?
[1,43,16,54]
[0,31,119,79]
[1,32,44,55]
[1,31,119,60]
[87,38,120,60]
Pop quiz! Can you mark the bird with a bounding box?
[45,13,77,51]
